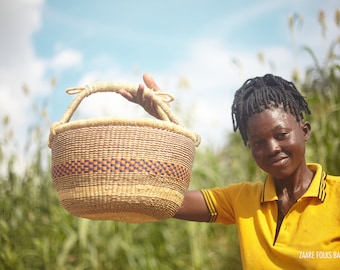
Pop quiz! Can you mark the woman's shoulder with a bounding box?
[206,181,265,197]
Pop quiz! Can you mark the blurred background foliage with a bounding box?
[0,9,339,270]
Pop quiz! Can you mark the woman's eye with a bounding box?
[249,140,262,148]
[277,132,289,140]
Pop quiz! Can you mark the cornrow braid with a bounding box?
[231,74,311,145]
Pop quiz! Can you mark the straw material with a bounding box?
[48,81,200,223]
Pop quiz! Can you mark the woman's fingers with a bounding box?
[116,73,165,119]
[136,83,145,105]
[143,73,161,92]
[137,83,160,118]
[116,89,134,102]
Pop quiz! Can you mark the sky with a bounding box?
[1,0,340,157]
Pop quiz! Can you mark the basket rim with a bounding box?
[49,116,200,147]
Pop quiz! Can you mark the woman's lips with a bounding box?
[269,156,289,167]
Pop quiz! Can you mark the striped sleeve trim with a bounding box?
[201,189,218,223]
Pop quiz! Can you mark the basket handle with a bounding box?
[58,81,182,125]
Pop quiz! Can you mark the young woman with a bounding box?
[118,73,340,269]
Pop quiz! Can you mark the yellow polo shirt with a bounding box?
[201,163,340,269]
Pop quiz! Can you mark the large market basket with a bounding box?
[48,81,200,223]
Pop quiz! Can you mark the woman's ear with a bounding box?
[301,121,311,141]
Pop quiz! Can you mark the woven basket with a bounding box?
[48,81,200,223]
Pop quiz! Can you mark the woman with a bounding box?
[118,73,340,269]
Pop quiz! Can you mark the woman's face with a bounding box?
[246,107,311,180]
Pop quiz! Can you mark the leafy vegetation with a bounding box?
[301,40,340,174]
[0,9,339,270]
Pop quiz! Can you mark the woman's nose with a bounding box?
[266,139,281,154]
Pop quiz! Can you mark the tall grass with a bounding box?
[301,41,340,174]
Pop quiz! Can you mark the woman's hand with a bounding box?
[117,73,167,119]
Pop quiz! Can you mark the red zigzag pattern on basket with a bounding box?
[52,158,191,180]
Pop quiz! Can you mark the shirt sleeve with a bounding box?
[201,182,264,225]
[201,185,238,225]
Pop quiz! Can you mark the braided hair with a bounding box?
[231,74,311,145]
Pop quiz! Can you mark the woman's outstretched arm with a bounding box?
[174,190,210,222]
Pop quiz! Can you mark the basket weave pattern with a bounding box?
[49,82,199,223]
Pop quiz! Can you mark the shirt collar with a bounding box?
[261,163,327,203]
